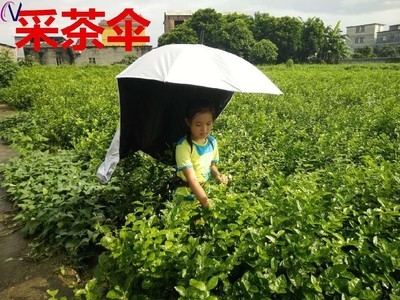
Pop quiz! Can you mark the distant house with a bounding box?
[73,43,152,65]
[0,43,17,61]
[346,23,400,52]
[15,36,74,65]
[376,24,400,49]
[163,11,193,33]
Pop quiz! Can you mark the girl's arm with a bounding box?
[211,164,228,185]
[182,168,211,207]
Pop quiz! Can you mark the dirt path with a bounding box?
[0,105,75,299]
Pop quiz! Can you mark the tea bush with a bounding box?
[1,63,400,298]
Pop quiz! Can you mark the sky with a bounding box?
[0,0,399,47]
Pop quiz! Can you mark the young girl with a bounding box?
[174,102,228,208]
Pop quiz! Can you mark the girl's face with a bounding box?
[186,111,214,143]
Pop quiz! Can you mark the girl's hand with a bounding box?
[204,199,214,209]
[218,174,229,185]
[199,196,213,208]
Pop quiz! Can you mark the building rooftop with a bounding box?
[346,23,385,28]
[164,11,193,16]
[0,42,15,48]
[98,19,141,27]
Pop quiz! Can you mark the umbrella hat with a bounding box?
[96,44,282,183]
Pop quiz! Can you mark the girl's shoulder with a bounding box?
[208,135,217,144]
[177,136,188,146]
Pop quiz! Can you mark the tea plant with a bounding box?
[1,63,399,298]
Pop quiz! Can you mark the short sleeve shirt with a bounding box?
[175,135,219,183]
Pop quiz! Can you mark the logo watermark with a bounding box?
[1,1,22,22]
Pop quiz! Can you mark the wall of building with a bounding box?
[21,41,151,65]
[376,24,400,49]
[74,45,152,65]
[163,11,192,33]
[23,46,73,65]
[346,23,385,51]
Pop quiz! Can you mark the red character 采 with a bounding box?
[16,9,59,51]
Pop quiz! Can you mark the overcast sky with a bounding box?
[1,0,399,47]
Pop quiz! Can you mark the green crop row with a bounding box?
[0,63,399,299]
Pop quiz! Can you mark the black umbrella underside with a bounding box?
[118,78,233,164]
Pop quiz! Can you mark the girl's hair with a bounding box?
[185,101,216,151]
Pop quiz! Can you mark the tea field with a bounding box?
[0,63,399,299]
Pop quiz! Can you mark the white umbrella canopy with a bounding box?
[117,43,283,94]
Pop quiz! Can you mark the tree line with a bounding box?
[353,45,400,59]
[158,8,350,64]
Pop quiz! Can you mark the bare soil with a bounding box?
[0,105,76,299]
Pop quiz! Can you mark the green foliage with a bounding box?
[218,18,256,60]
[186,8,224,48]
[119,54,137,65]
[249,39,278,64]
[285,58,294,67]
[0,65,122,161]
[18,55,37,67]
[353,46,376,58]
[320,21,351,63]
[375,45,397,58]
[158,9,349,64]
[158,24,198,46]
[1,64,400,298]
[299,17,326,62]
[0,150,124,262]
[0,49,19,88]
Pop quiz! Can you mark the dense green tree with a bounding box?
[186,8,223,47]
[158,24,198,46]
[218,18,256,59]
[375,45,396,58]
[253,12,276,42]
[299,17,326,62]
[273,16,303,62]
[223,12,256,34]
[17,55,36,67]
[249,39,278,64]
[0,50,19,88]
[253,14,302,63]
[353,46,375,58]
[156,8,350,64]
[320,22,350,63]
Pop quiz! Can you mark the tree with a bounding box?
[254,15,303,63]
[299,17,326,63]
[224,12,255,34]
[218,18,256,59]
[253,12,276,42]
[120,54,137,65]
[18,55,36,67]
[375,45,396,58]
[320,21,350,63]
[158,24,198,46]
[353,46,375,58]
[273,17,303,63]
[0,49,19,88]
[186,8,223,47]
[249,39,278,64]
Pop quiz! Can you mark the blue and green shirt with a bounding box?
[175,135,219,184]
